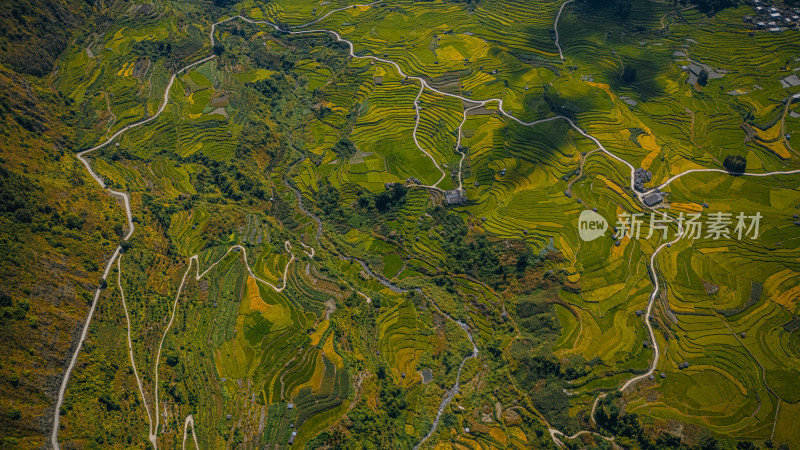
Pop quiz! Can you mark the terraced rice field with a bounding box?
[41,0,800,449]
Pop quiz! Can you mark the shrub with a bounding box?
[698,68,709,87]
[621,66,636,83]
[723,154,746,174]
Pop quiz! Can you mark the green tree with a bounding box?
[698,68,709,87]
[621,66,636,83]
[723,154,746,174]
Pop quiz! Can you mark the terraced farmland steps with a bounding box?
[148,243,296,449]
[284,154,323,242]
[279,4,800,446]
[232,10,645,193]
[52,3,800,449]
[52,34,215,450]
[225,6,800,449]
[283,154,480,447]
[283,151,482,447]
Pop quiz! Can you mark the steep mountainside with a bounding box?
[0,3,124,444]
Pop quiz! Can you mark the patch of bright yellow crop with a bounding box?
[587,81,611,91]
[508,426,527,442]
[116,61,134,77]
[638,135,661,170]
[698,247,728,254]
[309,352,325,391]
[395,348,422,387]
[597,174,624,195]
[489,427,507,444]
[323,331,343,368]
[247,277,269,312]
[774,283,800,309]
[310,320,329,346]
[461,71,494,91]
[764,268,796,293]
[755,120,783,141]
[248,7,264,19]
[558,236,576,265]
[567,272,580,283]
[671,202,703,213]
[250,68,275,83]
[259,298,291,329]
[436,45,464,62]
[754,122,791,159]
[289,351,324,398]
[610,237,628,259]
[759,139,791,159]
[460,35,491,59]
[589,282,626,300]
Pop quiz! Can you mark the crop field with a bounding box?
[8,0,797,449]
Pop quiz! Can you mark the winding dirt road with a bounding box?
[148,242,295,448]
[554,0,574,61]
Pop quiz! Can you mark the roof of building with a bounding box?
[444,188,467,205]
[642,191,663,207]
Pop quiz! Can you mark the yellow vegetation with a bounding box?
[670,202,704,213]
[247,276,269,312]
[309,320,329,346]
[116,61,134,77]
[752,122,791,159]
[322,331,344,368]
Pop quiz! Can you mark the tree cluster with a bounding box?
[723,154,746,174]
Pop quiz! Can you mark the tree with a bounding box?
[0,292,11,307]
[615,0,632,19]
[690,0,736,14]
[699,436,720,450]
[213,43,225,56]
[332,138,357,159]
[621,66,636,83]
[723,154,746,174]
[698,68,709,87]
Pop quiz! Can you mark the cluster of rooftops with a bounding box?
[745,0,800,33]
[634,168,665,207]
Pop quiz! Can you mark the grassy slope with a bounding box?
[0,63,124,447]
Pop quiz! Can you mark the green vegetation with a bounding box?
[724,154,747,174]
[1,0,799,448]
